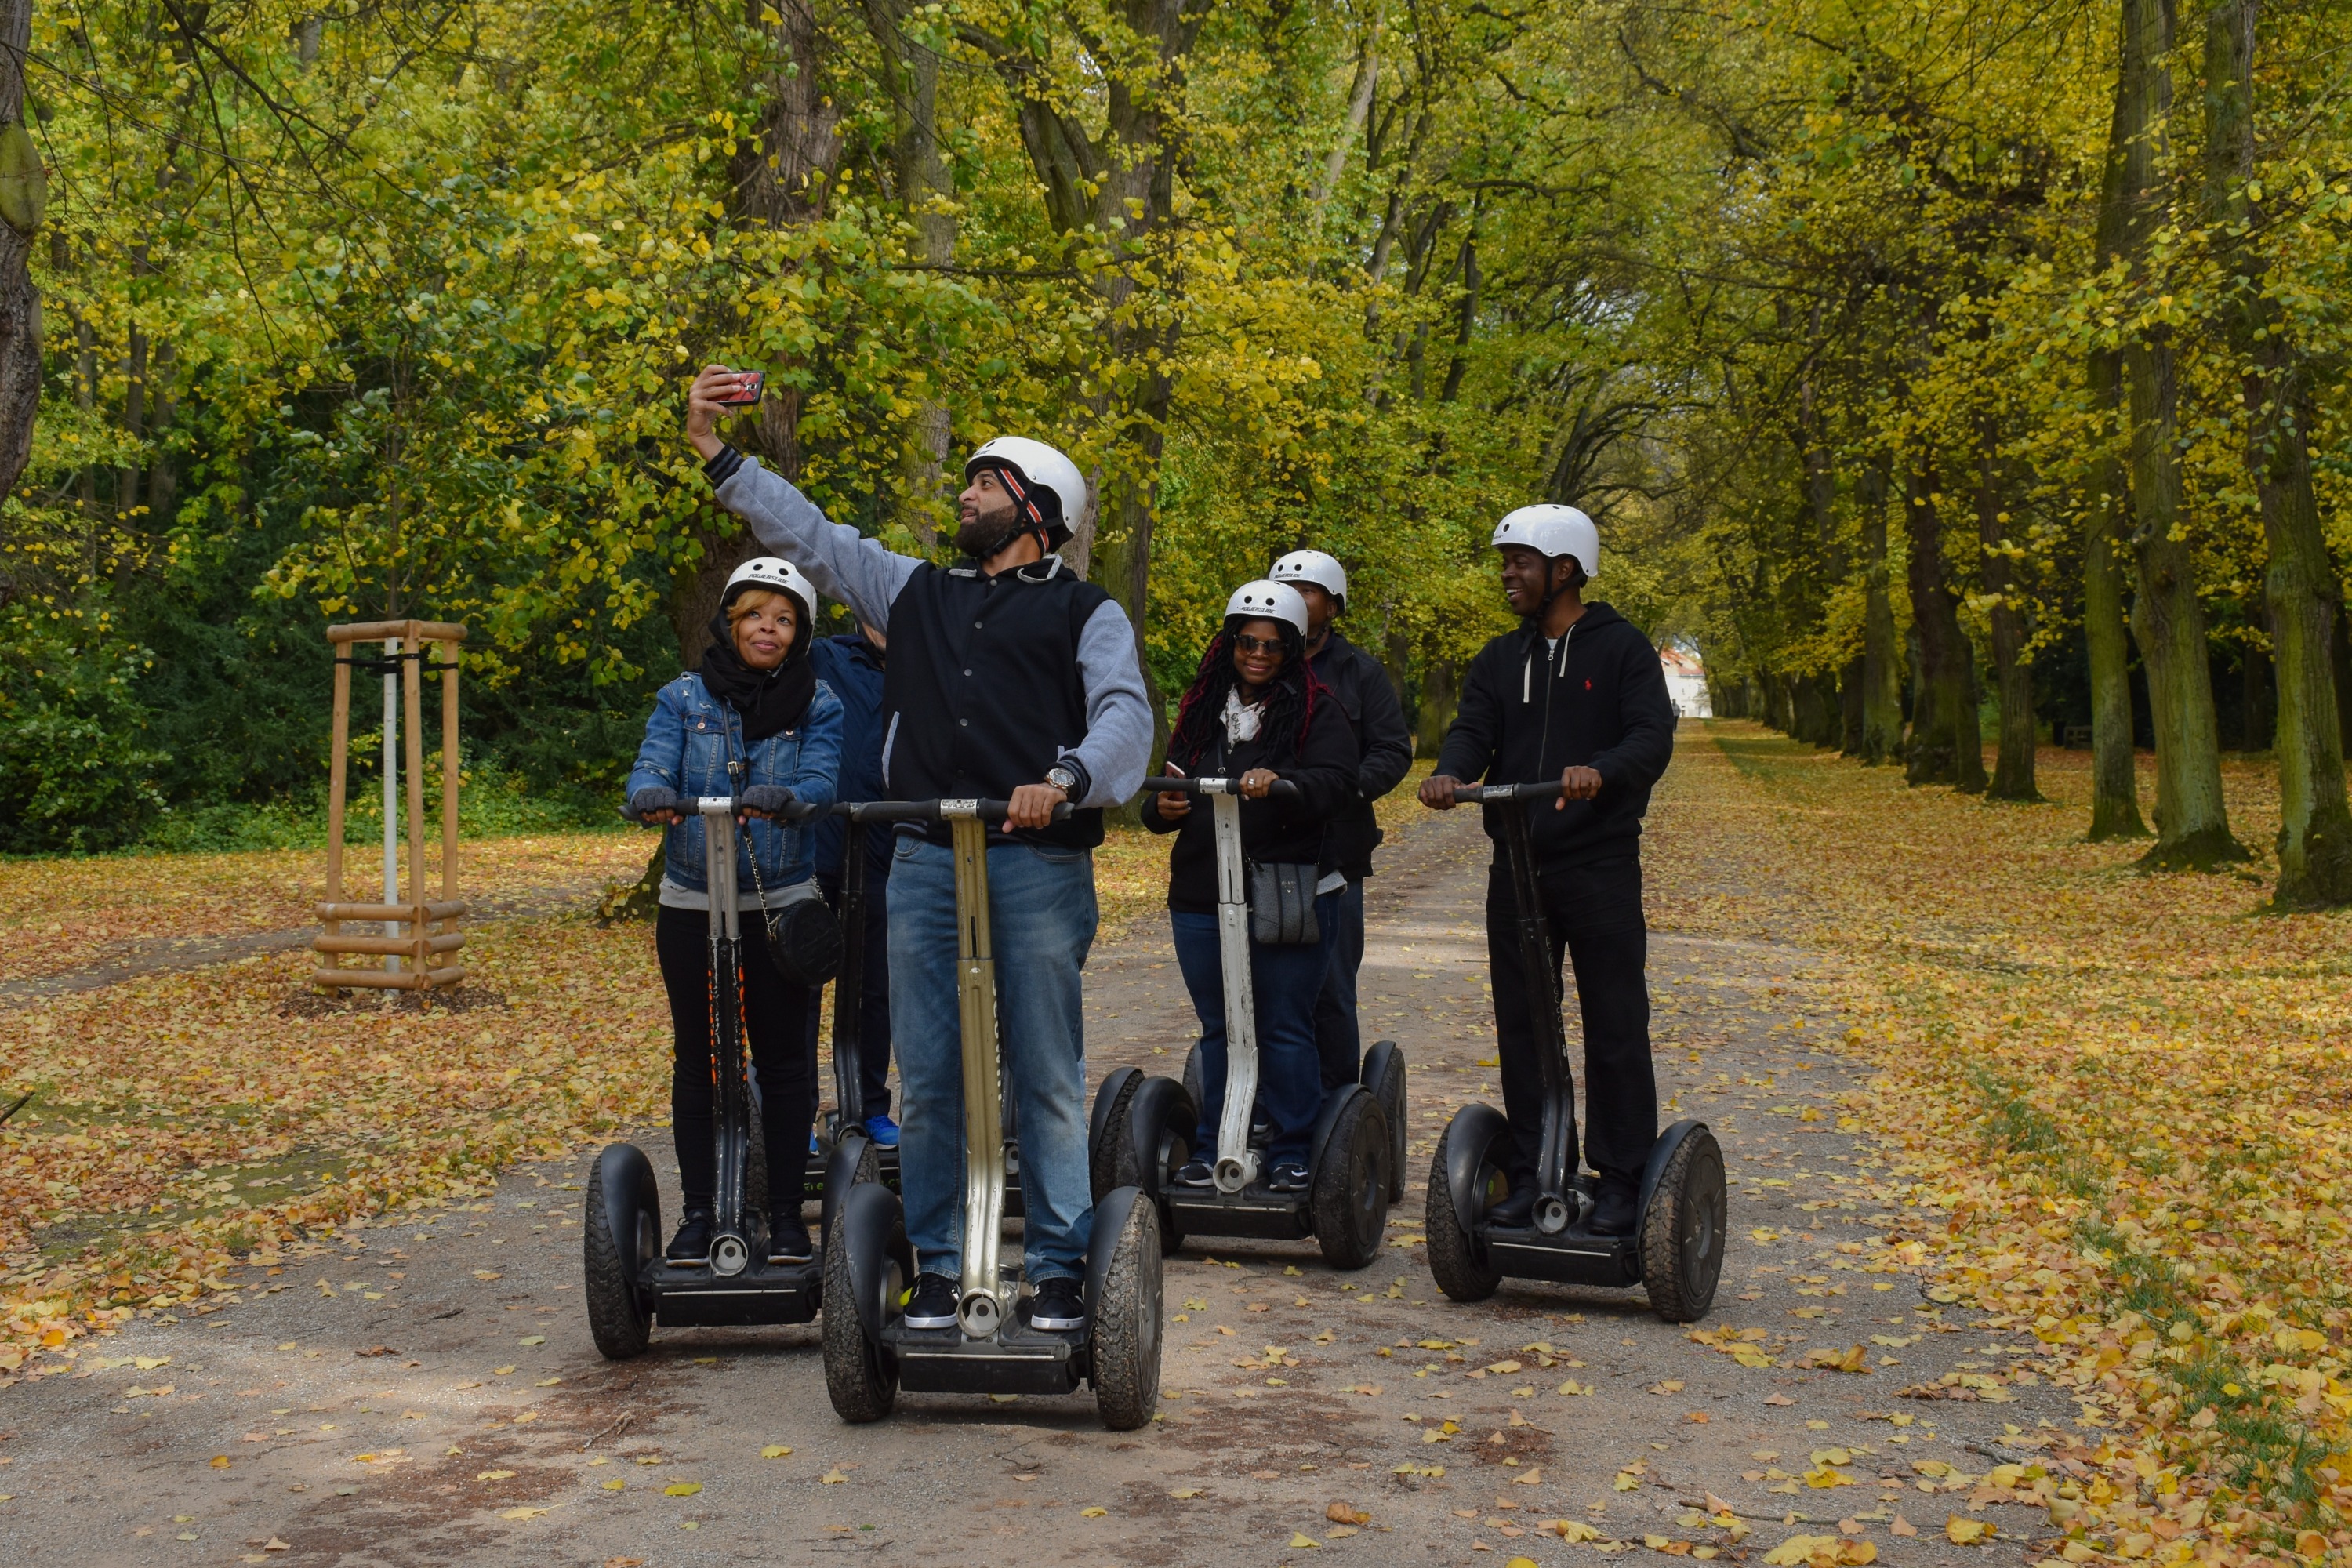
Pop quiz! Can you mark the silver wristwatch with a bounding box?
[1044,764,1080,796]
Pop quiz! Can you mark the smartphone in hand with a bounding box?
[717,370,765,407]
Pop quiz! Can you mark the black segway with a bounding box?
[802,811,901,1202]
[824,798,1163,1429]
[1090,776,1393,1271]
[582,794,876,1356]
[1424,779,1726,1322]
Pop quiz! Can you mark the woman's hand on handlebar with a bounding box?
[630,786,681,827]
[1154,762,1191,821]
[1418,774,1460,810]
[1237,768,1280,799]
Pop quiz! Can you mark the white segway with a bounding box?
[1090,775,1393,1270]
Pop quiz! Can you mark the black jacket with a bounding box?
[1141,698,1358,915]
[1434,602,1676,871]
[1307,632,1415,880]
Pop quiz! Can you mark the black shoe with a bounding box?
[902,1272,960,1330]
[1486,1185,1537,1228]
[1022,1277,1087,1331]
[1269,1159,1312,1194]
[767,1213,812,1263]
[666,1209,716,1265]
[1588,1174,1641,1236]
[1173,1158,1214,1189]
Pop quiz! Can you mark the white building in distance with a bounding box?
[1661,646,1711,718]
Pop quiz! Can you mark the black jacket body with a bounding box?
[1433,602,1676,871]
[881,557,1111,849]
[1141,699,1358,915]
[1306,631,1416,880]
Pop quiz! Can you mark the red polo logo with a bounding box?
[1584,679,1592,691]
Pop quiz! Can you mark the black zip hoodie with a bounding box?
[1433,601,1677,871]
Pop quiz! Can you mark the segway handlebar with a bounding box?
[831,798,1075,823]
[1142,775,1303,801]
[1446,779,1567,804]
[684,795,826,820]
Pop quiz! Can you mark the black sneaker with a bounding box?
[767,1213,813,1263]
[1269,1159,1312,1194]
[1485,1185,1537,1228]
[1173,1158,1214,1189]
[666,1209,716,1265]
[1588,1173,1641,1236]
[1023,1277,1087,1331]
[902,1272,960,1330]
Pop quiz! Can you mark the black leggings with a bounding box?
[655,904,818,1215]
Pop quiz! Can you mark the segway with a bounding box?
[823,798,1163,1429]
[582,794,877,1356]
[802,811,902,1202]
[1423,779,1726,1322]
[1089,775,1393,1271]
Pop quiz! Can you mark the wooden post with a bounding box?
[324,648,353,968]
[441,639,460,926]
[402,622,429,975]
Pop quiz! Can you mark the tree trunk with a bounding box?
[1977,420,2040,800]
[0,0,38,503]
[2114,0,2242,867]
[1417,657,1458,758]
[1791,675,1829,747]
[2200,0,2352,901]
[1838,658,1864,754]
[1904,456,1985,791]
[2241,637,2271,751]
[1858,452,1904,764]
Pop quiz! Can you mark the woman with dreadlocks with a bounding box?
[1142,579,1359,1193]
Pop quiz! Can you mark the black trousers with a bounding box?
[655,904,818,1214]
[1484,855,1657,1186]
[804,868,893,1120]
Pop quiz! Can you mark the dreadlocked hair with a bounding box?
[1166,617,1325,771]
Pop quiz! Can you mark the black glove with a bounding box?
[741,784,796,817]
[626,786,680,822]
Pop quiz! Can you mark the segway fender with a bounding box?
[597,1140,660,1287]
[1308,1083,1368,1175]
[820,1128,873,1254]
[1635,1118,1711,1243]
[1443,1102,1512,1236]
[1359,1038,1402,1097]
[1091,1067,1142,1159]
[1085,1185,1148,1316]
[838,1181,905,1341]
[1124,1074,1198,1197]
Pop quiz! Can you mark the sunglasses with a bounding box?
[1234,633,1287,656]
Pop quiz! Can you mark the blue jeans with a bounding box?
[1172,890,1339,1167]
[888,835,1098,1284]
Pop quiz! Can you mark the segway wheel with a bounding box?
[1425,1115,1505,1303]
[1180,1043,1205,1133]
[1091,1193,1164,1431]
[1312,1094,1388,1271]
[822,1205,901,1422]
[583,1145,655,1359]
[1642,1126,1727,1323]
[1088,1068,1143,1203]
[1363,1040,1409,1203]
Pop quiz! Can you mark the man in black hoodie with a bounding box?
[1418,505,1676,1235]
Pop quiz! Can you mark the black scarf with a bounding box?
[697,612,817,743]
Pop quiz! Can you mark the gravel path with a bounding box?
[0,760,2075,1566]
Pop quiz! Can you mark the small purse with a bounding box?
[1247,861,1322,946]
[744,823,842,987]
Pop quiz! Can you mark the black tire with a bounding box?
[1312,1094,1388,1271]
[1181,1044,1205,1133]
[1364,1041,1408,1203]
[1642,1128,1727,1323]
[1425,1116,1504,1303]
[822,1205,901,1422]
[583,1150,653,1359]
[1090,1070,1143,1203]
[1091,1196,1164,1431]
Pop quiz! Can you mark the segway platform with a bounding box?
[823,799,1163,1430]
[1091,776,1400,1271]
[1424,780,1726,1323]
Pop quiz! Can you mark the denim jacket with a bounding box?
[624,673,844,902]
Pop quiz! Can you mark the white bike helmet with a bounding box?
[1269,549,1347,611]
[966,436,1088,550]
[724,556,818,635]
[1492,504,1599,579]
[1224,579,1310,639]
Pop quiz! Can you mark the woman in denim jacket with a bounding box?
[623,557,844,1265]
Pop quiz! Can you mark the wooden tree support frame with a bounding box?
[316,619,470,992]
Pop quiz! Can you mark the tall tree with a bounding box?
[1977,418,2041,800]
[1904,452,1987,791]
[0,0,42,498]
[2199,0,2352,903]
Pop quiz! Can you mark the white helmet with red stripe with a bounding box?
[965,436,1087,550]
